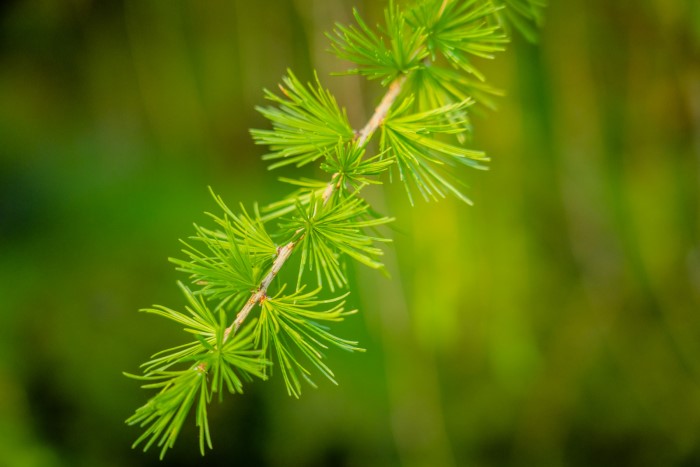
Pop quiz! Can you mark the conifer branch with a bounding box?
[231,73,408,336]
[127,0,546,458]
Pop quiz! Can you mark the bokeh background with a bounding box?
[1,0,699,466]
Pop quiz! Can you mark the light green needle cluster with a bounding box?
[280,196,394,291]
[321,143,395,193]
[126,285,269,458]
[127,0,544,459]
[381,96,489,204]
[250,72,354,169]
[255,287,361,398]
[408,0,508,80]
[170,192,275,302]
[329,4,429,85]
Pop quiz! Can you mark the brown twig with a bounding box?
[222,241,296,343]
[321,75,408,204]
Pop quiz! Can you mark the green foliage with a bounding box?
[127,366,211,460]
[320,143,394,194]
[126,285,268,459]
[254,287,361,397]
[250,71,354,170]
[329,2,428,85]
[170,193,275,303]
[407,64,504,115]
[280,195,394,291]
[262,178,329,221]
[127,0,545,459]
[408,0,508,81]
[381,96,488,204]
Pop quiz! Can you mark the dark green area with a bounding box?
[1,0,698,466]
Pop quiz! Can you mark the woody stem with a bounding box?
[222,240,296,343]
[321,74,408,204]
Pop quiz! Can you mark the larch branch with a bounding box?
[228,74,408,339]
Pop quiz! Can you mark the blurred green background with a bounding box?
[1,0,699,466]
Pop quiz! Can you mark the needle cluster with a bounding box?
[126,0,544,459]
